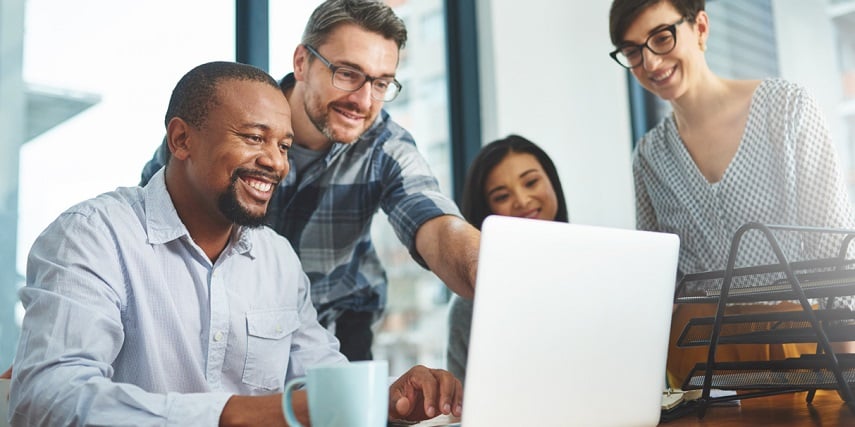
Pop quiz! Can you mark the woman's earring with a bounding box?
[699,40,706,52]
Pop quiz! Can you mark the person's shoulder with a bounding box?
[353,110,423,168]
[279,72,296,91]
[62,186,143,221]
[751,78,820,126]
[760,77,801,91]
[634,116,671,154]
[367,110,416,149]
[756,77,809,102]
[43,186,145,241]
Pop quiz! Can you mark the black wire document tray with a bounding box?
[675,261,855,304]
[677,309,855,347]
[670,222,855,418]
[684,354,855,390]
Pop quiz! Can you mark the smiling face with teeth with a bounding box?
[169,78,293,231]
[484,152,559,222]
[620,1,709,102]
[292,23,399,149]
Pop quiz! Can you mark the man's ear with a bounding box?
[293,44,309,81]
[166,117,192,161]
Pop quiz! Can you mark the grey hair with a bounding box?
[302,0,407,51]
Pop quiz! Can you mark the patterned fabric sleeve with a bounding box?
[632,143,659,233]
[377,131,462,268]
[790,84,855,239]
[788,83,855,309]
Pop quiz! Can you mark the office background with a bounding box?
[0,0,852,376]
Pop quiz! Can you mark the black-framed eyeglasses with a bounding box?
[303,44,403,102]
[609,18,685,69]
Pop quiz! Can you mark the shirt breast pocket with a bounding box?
[243,308,299,391]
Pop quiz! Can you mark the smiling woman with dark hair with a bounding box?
[447,134,569,384]
[459,134,569,231]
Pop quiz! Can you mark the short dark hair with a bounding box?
[302,0,407,52]
[609,0,705,46]
[164,61,280,130]
[461,135,569,230]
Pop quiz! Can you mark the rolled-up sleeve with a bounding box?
[377,135,462,267]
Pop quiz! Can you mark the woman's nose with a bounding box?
[641,48,662,71]
[511,191,529,209]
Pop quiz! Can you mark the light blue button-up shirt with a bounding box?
[10,170,347,426]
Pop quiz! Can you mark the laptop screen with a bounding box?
[462,216,679,427]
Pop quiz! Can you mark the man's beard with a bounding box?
[305,95,362,144]
[217,170,273,228]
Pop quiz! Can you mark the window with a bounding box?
[0,0,234,368]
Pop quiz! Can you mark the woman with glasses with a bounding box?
[609,0,855,388]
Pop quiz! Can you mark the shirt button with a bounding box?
[214,331,224,342]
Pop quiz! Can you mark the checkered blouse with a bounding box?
[633,78,855,309]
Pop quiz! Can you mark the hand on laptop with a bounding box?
[389,365,463,421]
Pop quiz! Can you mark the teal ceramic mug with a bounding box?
[282,360,389,427]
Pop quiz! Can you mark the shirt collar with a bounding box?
[144,168,188,245]
[143,168,255,257]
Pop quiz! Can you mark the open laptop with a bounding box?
[461,216,680,427]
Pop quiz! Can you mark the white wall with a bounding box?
[476,0,635,228]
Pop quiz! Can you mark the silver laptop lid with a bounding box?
[462,216,679,427]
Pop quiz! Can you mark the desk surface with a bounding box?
[408,390,853,426]
[662,390,854,426]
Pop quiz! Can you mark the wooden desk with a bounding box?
[407,390,853,426]
[662,390,854,426]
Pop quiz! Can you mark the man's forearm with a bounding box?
[220,391,308,427]
[415,215,480,299]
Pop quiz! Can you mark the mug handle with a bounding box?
[282,378,307,427]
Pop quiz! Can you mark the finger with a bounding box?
[437,369,464,415]
[388,380,408,418]
[395,395,412,418]
[397,366,436,419]
[415,370,439,418]
[389,376,419,419]
[437,370,455,415]
[452,376,464,417]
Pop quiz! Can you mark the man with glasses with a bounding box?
[141,0,479,362]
